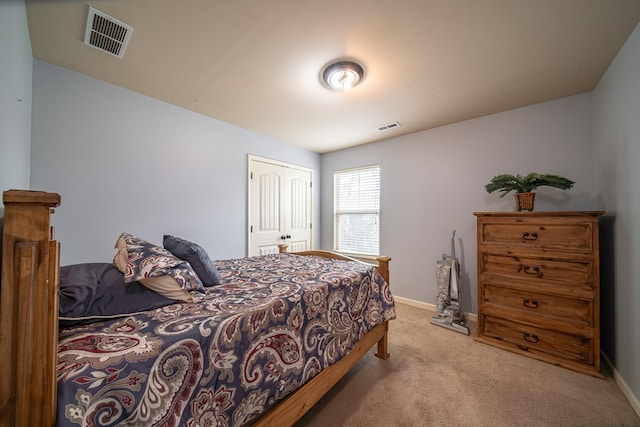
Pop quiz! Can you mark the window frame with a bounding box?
[333,163,381,258]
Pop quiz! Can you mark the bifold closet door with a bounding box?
[248,157,312,256]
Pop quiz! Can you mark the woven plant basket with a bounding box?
[515,192,535,211]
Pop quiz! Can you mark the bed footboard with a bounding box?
[264,246,393,425]
[254,321,389,426]
[281,248,392,360]
[1,190,61,427]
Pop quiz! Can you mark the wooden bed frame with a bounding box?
[0,189,392,427]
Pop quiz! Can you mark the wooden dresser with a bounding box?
[473,211,604,377]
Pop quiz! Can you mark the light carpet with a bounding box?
[295,302,640,427]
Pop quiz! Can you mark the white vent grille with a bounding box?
[376,121,401,132]
[84,7,132,58]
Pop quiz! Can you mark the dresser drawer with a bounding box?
[479,221,594,253]
[481,254,593,290]
[481,315,593,365]
[482,285,593,327]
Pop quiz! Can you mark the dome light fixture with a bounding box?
[321,60,364,91]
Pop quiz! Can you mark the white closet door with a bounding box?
[284,167,312,253]
[248,157,312,256]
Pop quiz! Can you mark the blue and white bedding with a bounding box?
[56,253,396,426]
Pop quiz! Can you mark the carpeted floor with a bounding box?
[295,302,640,427]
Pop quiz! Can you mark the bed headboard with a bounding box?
[0,189,61,427]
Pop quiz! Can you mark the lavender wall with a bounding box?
[592,22,640,415]
[0,0,32,197]
[321,93,595,314]
[30,60,320,265]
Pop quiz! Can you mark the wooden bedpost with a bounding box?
[375,256,391,360]
[0,190,61,427]
[375,256,391,284]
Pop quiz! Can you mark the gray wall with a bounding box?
[30,60,320,265]
[0,0,32,198]
[593,22,640,411]
[320,93,596,314]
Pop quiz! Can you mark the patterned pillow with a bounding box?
[113,233,204,295]
[163,234,221,287]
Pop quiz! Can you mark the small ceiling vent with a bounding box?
[84,7,132,58]
[376,121,401,132]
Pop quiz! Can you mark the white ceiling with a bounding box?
[25,0,640,153]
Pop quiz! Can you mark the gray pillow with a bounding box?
[59,263,176,327]
[163,235,221,287]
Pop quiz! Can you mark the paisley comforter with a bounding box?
[56,253,396,426]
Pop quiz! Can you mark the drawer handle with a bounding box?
[517,344,529,352]
[523,332,539,343]
[522,232,538,240]
[522,265,540,275]
[523,299,539,309]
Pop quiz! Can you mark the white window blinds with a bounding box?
[334,164,380,256]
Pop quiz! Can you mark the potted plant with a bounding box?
[484,173,575,211]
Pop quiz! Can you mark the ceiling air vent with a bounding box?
[84,7,132,58]
[376,121,401,132]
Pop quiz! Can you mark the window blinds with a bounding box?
[334,165,380,255]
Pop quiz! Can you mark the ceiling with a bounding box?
[25,0,640,153]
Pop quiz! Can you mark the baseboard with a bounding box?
[601,352,640,418]
[394,296,478,322]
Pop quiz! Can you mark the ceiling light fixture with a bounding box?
[321,60,364,91]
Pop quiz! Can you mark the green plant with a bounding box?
[485,173,575,198]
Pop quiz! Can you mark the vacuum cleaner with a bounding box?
[430,230,470,335]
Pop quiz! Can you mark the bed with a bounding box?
[0,189,395,426]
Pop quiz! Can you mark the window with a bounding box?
[334,164,380,256]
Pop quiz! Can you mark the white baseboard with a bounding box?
[394,296,478,322]
[601,352,640,418]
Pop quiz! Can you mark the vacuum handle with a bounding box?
[450,230,456,259]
